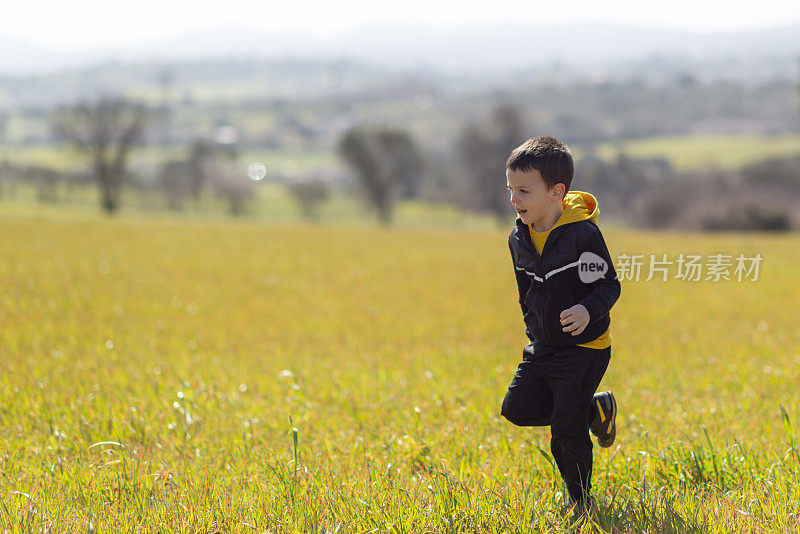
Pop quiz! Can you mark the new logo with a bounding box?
[578,251,608,283]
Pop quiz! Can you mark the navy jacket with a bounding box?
[508,214,620,348]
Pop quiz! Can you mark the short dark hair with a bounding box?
[506,136,574,191]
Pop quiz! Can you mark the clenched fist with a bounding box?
[560,304,590,336]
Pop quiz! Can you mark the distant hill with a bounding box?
[1,22,798,147]
[2,22,799,77]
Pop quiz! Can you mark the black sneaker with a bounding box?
[590,391,617,448]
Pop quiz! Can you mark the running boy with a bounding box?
[500,136,620,512]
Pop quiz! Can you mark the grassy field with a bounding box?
[1,212,799,532]
[0,145,340,177]
[0,183,506,233]
[590,133,800,171]
[4,132,800,181]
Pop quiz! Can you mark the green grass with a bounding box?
[0,145,189,174]
[589,133,800,171]
[237,149,340,176]
[0,145,338,177]
[0,182,504,232]
[0,209,798,532]
[4,132,800,194]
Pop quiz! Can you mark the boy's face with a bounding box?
[506,168,562,226]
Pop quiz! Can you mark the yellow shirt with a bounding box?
[530,223,611,350]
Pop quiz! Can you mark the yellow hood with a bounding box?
[528,190,600,234]
[561,190,599,226]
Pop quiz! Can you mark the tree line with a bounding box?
[1,94,797,230]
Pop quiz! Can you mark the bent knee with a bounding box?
[500,398,522,425]
[501,398,549,427]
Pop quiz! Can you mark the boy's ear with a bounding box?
[551,183,565,201]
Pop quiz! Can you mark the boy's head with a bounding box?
[506,136,573,192]
[506,136,574,226]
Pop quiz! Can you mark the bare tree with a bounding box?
[456,103,526,225]
[188,139,216,201]
[338,126,424,226]
[491,104,526,162]
[157,69,174,146]
[156,138,229,210]
[158,159,193,210]
[51,96,148,214]
[376,129,425,199]
[287,179,330,222]
[211,163,254,216]
[339,128,391,225]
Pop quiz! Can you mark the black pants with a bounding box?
[500,341,611,502]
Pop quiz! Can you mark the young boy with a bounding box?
[500,136,620,512]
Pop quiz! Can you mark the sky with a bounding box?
[4,0,800,52]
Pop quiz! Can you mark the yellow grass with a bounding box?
[0,213,798,532]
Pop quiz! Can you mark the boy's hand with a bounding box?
[560,304,590,336]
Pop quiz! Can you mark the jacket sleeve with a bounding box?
[578,224,621,324]
[508,236,531,318]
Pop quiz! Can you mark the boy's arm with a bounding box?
[578,225,621,323]
[508,237,531,318]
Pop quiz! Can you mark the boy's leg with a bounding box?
[500,343,554,427]
[545,346,611,503]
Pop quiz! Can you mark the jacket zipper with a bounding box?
[522,222,553,346]
[524,222,566,346]
[538,227,555,345]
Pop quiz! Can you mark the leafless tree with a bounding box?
[211,163,255,216]
[158,159,193,210]
[376,129,425,199]
[188,139,216,201]
[51,96,148,214]
[338,126,424,226]
[156,138,229,210]
[157,69,174,146]
[456,103,526,226]
[287,179,330,222]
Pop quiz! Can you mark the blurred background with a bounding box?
[1,0,799,230]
